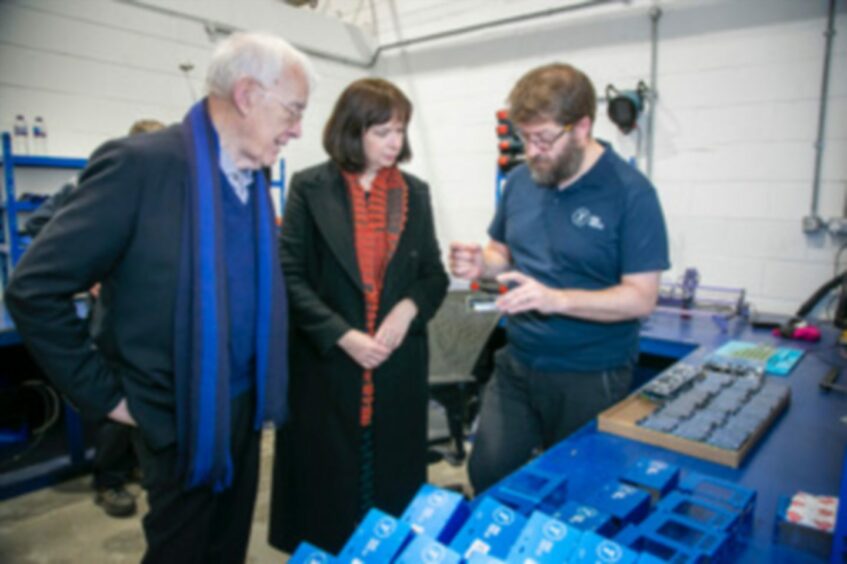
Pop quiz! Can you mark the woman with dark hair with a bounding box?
[268,78,449,553]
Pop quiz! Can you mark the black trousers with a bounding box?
[93,419,136,489]
[133,391,260,564]
[468,348,632,494]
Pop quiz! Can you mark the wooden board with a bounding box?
[597,389,791,468]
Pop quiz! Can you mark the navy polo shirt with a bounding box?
[221,172,257,397]
[488,142,670,372]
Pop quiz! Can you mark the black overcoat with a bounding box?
[4,126,192,451]
[268,161,449,553]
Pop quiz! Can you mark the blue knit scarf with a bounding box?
[175,99,289,491]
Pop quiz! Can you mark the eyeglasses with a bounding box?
[259,85,304,124]
[515,123,573,151]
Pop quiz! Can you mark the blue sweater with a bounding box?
[221,173,257,397]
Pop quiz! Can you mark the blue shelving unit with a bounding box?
[0,135,92,499]
[1,132,86,286]
[2,132,287,282]
[271,157,287,215]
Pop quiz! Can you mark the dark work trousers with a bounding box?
[468,348,632,494]
[93,420,136,489]
[133,391,260,564]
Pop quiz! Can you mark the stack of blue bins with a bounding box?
[288,456,756,563]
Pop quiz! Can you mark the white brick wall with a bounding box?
[1,0,844,314]
[378,0,847,315]
[0,0,366,184]
[0,0,367,298]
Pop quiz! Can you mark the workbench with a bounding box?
[518,312,847,562]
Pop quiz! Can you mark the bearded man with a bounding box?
[450,63,670,493]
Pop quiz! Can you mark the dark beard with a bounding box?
[528,142,585,187]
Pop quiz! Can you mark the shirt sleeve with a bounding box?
[620,185,671,275]
[487,178,509,244]
[278,173,353,354]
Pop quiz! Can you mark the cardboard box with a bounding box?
[598,386,789,468]
[774,492,837,559]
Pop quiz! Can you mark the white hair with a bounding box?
[205,31,317,97]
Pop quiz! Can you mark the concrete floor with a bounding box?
[0,432,472,563]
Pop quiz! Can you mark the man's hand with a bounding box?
[375,299,418,351]
[338,329,391,370]
[108,398,137,426]
[449,242,484,280]
[495,271,563,315]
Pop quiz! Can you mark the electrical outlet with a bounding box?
[828,217,847,237]
[803,215,825,234]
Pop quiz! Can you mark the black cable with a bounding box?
[812,344,847,368]
[835,242,847,276]
[21,380,60,435]
[795,272,845,319]
[0,380,62,470]
[0,431,47,470]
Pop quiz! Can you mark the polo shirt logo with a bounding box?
[571,207,605,231]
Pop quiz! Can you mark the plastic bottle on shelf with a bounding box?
[12,114,29,155]
[31,116,48,155]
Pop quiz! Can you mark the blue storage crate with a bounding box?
[583,481,652,527]
[489,466,568,516]
[549,501,616,536]
[449,497,527,560]
[394,533,461,564]
[569,531,640,563]
[288,541,334,564]
[505,510,582,563]
[337,508,412,562]
[401,484,470,544]
[639,511,730,562]
[620,458,680,503]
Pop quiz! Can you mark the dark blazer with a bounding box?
[23,177,76,238]
[269,161,449,553]
[5,125,189,451]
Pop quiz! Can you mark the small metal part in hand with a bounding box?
[470,279,509,295]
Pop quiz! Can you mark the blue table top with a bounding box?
[540,311,847,562]
[3,300,845,560]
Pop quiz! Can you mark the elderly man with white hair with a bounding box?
[5,31,314,562]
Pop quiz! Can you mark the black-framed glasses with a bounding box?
[515,123,573,151]
[259,85,305,123]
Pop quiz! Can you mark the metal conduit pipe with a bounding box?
[645,7,662,181]
[119,0,627,69]
[369,0,625,66]
[116,0,373,68]
[804,0,838,234]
